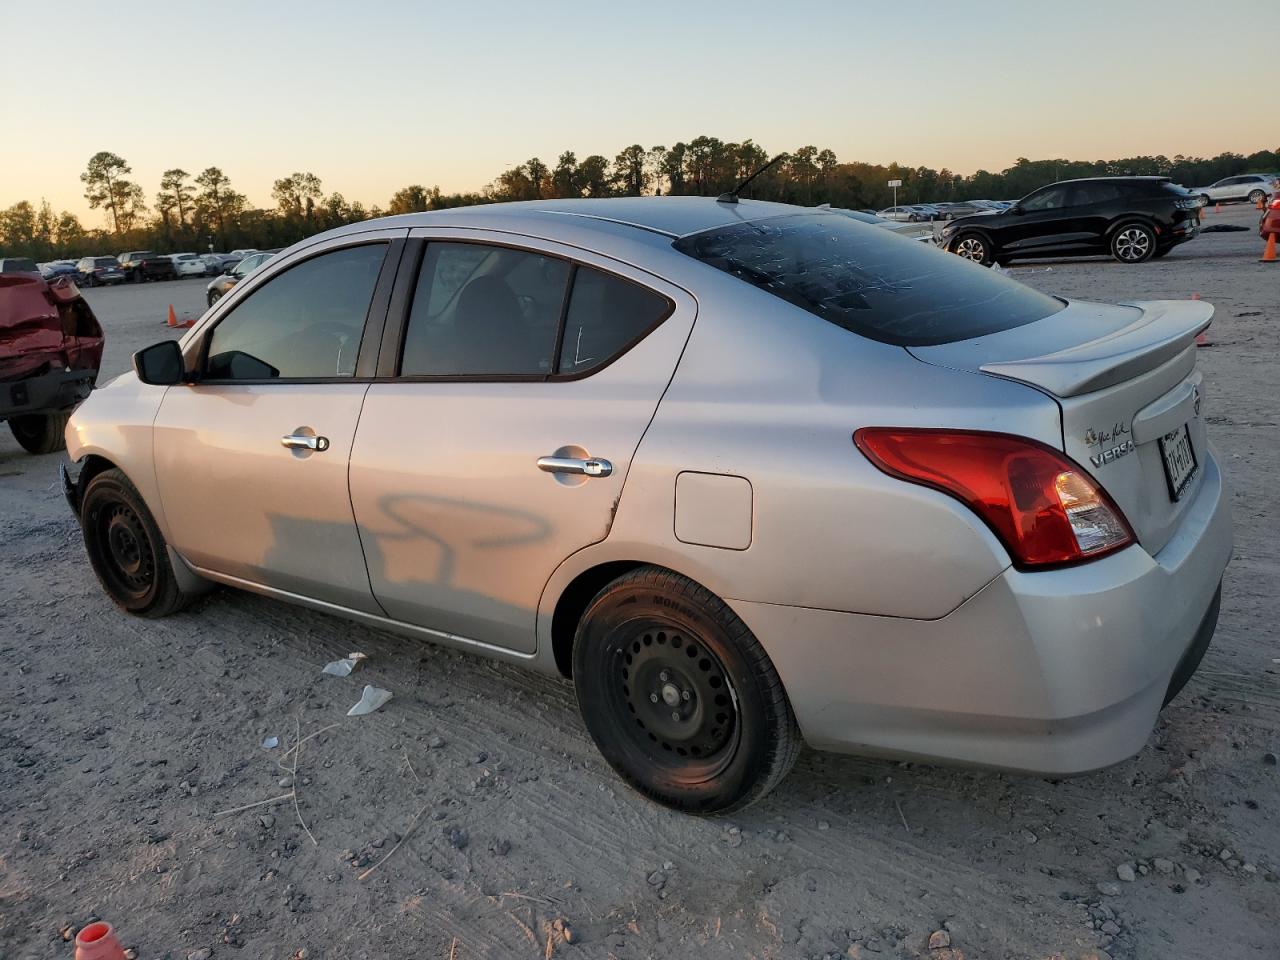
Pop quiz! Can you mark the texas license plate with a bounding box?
[1159,424,1198,501]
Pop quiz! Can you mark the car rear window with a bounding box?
[673,212,1063,347]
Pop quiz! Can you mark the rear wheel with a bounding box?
[1248,189,1266,206]
[953,232,993,266]
[573,567,801,814]
[8,412,69,454]
[1111,223,1156,262]
[207,289,222,307]
[80,468,191,617]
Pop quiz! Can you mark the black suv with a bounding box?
[940,177,1202,265]
[118,251,177,283]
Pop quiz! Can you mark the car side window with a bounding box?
[558,267,671,375]
[400,243,570,377]
[204,244,386,380]
[1020,187,1068,212]
[1071,182,1123,205]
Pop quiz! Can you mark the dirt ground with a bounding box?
[2,207,1277,960]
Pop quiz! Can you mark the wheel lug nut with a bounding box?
[681,690,690,701]
[659,671,669,682]
[649,693,659,703]
[671,711,680,722]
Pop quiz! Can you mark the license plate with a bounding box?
[1159,424,1198,501]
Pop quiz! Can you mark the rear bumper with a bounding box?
[733,450,1232,775]
[1,366,97,419]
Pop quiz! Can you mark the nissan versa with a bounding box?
[62,197,1232,813]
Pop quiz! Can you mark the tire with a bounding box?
[207,289,222,307]
[1248,189,1266,206]
[573,566,801,814]
[8,411,69,454]
[1111,222,1156,263]
[80,468,191,618]
[952,232,993,266]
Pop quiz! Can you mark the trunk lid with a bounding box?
[908,298,1213,555]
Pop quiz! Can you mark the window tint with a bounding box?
[1020,187,1068,211]
[673,213,1063,347]
[558,267,670,375]
[1071,182,1123,205]
[205,244,385,380]
[400,243,570,376]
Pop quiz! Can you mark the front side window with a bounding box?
[674,212,1063,346]
[400,243,570,377]
[1020,187,1068,211]
[205,243,386,380]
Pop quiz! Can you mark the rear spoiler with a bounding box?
[979,300,1213,398]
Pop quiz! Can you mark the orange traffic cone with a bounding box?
[1262,233,1278,264]
[75,922,126,960]
[1214,201,1222,214]
[165,304,195,329]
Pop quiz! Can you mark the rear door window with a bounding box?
[673,212,1063,347]
[1070,182,1123,205]
[400,243,570,377]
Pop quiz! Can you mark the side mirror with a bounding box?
[1009,204,1023,215]
[133,340,186,385]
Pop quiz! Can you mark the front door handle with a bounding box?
[537,455,612,478]
[282,433,330,452]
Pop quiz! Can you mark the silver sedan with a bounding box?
[63,197,1232,813]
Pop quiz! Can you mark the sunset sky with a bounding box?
[2,0,1271,225]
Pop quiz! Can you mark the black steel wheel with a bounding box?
[80,468,191,617]
[573,566,801,814]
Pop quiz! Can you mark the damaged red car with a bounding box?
[0,268,104,453]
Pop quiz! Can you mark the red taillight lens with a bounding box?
[854,428,1134,569]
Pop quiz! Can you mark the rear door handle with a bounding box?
[282,434,330,451]
[537,456,612,478]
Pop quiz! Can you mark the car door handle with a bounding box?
[537,455,612,478]
[281,434,330,451]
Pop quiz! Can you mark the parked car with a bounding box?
[118,251,177,282]
[63,197,1230,813]
[200,253,240,276]
[205,250,277,306]
[822,205,935,241]
[876,205,934,222]
[0,257,39,274]
[2,270,103,453]
[76,256,127,286]
[940,177,1203,265]
[39,261,80,281]
[1190,173,1275,206]
[169,253,209,278]
[228,248,259,258]
[932,201,991,220]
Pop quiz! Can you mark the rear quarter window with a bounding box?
[673,213,1063,346]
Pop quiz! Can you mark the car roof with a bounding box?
[322,196,808,243]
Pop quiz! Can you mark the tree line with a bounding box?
[2,141,1276,262]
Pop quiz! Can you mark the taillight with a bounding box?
[1269,198,1280,210]
[854,428,1134,569]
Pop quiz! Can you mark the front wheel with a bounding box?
[1111,223,1156,262]
[8,412,69,454]
[952,232,993,266]
[573,567,801,814]
[80,468,192,617]
[207,290,222,307]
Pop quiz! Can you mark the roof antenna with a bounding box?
[717,153,788,204]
